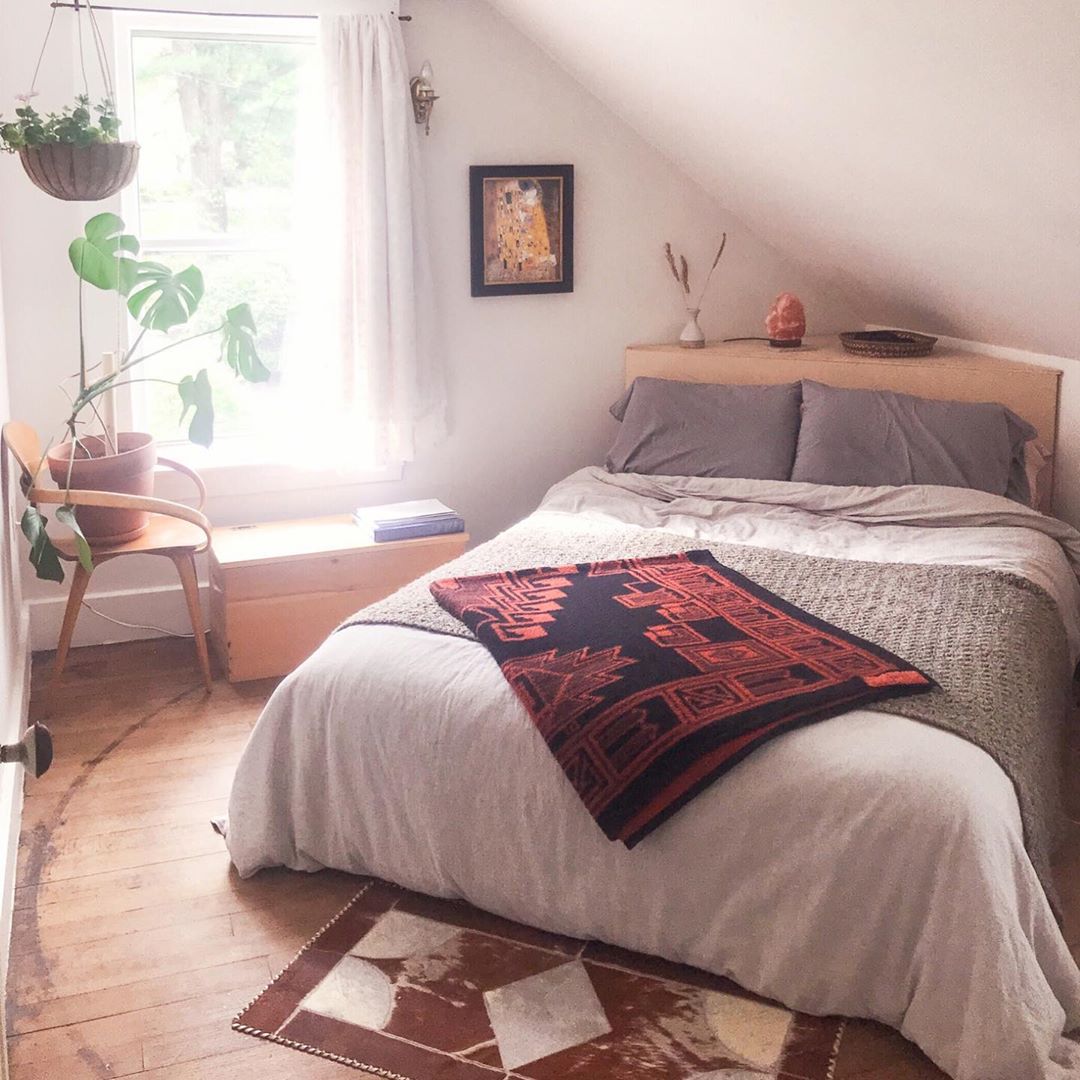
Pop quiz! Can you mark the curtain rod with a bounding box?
[51,2,412,20]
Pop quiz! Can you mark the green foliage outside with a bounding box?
[134,36,305,236]
[131,34,310,438]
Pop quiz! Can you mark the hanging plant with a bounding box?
[1,95,139,202]
[0,94,120,150]
[1,1,139,201]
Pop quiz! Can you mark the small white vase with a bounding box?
[679,307,706,349]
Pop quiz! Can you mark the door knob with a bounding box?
[0,723,53,779]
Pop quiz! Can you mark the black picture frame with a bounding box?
[469,164,574,297]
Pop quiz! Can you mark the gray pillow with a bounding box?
[791,380,1036,500]
[606,377,801,479]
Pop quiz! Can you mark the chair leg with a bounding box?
[172,552,213,692]
[50,561,92,703]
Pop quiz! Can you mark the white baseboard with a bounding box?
[0,604,31,1079]
[28,581,208,653]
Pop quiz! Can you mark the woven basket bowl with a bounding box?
[18,142,140,202]
[839,330,937,358]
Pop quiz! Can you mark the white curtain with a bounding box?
[279,5,444,467]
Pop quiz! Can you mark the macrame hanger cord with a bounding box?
[27,1,117,104]
[75,7,92,98]
[27,5,60,99]
[85,1,117,103]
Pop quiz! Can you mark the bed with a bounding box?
[225,341,1080,1080]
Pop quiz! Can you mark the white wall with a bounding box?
[490,0,1080,361]
[0,234,30,1080]
[0,0,857,648]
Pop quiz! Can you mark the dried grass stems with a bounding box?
[663,234,727,309]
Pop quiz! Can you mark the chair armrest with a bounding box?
[157,456,207,511]
[27,485,212,549]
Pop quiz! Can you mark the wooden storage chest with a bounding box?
[209,515,468,682]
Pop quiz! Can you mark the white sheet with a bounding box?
[227,470,1080,1079]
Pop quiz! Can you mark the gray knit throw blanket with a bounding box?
[341,519,1071,908]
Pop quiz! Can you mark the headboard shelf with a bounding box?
[625,335,1063,510]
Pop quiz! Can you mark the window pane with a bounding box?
[131,35,311,240]
[138,251,290,443]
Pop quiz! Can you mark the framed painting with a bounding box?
[469,164,574,296]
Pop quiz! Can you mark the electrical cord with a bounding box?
[80,599,195,639]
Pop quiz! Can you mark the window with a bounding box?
[114,15,315,449]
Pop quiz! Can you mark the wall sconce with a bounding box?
[410,60,438,136]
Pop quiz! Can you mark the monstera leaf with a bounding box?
[20,507,64,583]
[178,369,215,447]
[128,263,204,332]
[68,213,141,295]
[55,505,94,573]
[221,304,270,383]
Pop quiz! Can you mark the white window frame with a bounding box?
[110,11,402,500]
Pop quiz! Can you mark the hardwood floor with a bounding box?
[6,637,1079,1078]
[10,640,357,1079]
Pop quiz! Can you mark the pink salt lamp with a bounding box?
[766,292,806,348]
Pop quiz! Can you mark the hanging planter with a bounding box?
[19,140,139,202]
[0,1,138,202]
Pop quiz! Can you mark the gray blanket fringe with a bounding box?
[340,519,1071,909]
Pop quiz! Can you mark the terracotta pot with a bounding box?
[19,142,140,202]
[47,432,157,544]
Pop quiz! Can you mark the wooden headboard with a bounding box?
[625,336,1063,512]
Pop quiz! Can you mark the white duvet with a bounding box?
[227,469,1080,1080]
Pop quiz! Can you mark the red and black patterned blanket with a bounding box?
[430,550,934,847]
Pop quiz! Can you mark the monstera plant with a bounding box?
[20,211,269,582]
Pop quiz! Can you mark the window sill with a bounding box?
[153,438,404,504]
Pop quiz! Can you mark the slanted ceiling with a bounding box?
[488,0,1080,359]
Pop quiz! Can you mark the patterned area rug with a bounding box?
[234,878,845,1079]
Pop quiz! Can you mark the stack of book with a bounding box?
[353,499,465,543]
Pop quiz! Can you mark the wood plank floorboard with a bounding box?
[6,637,1077,1078]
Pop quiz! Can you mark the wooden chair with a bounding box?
[2,421,214,697]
